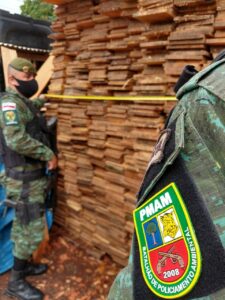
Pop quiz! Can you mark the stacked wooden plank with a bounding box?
[134,0,174,23]
[48,5,68,95]
[46,0,225,265]
[106,18,135,96]
[165,0,216,93]
[46,97,166,265]
[207,0,225,58]
[57,0,140,97]
[132,1,174,95]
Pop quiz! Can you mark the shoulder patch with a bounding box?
[3,110,19,125]
[133,183,202,299]
[1,101,19,125]
[2,102,17,111]
[148,129,171,168]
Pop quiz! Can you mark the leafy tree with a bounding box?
[146,222,158,245]
[20,0,55,22]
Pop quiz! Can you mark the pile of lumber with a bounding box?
[49,0,175,97]
[165,0,216,93]
[46,98,165,265]
[207,0,225,58]
[46,0,225,265]
[134,0,174,23]
[132,1,174,96]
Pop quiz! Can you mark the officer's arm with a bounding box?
[31,97,45,109]
[3,125,54,161]
[1,102,54,161]
[191,97,225,169]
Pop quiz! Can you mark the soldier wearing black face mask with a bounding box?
[12,77,39,99]
[0,58,58,300]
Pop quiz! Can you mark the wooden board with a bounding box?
[31,55,54,99]
[1,46,17,87]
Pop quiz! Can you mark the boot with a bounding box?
[5,269,44,300]
[23,262,48,277]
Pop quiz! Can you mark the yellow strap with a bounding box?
[45,93,177,102]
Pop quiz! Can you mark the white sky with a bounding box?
[0,0,24,14]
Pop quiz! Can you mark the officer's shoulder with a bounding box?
[0,94,25,113]
[177,59,225,102]
[197,59,225,101]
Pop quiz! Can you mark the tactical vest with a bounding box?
[0,94,51,170]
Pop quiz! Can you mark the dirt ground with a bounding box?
[0,226,121,300]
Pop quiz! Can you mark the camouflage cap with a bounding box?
[9,58,36,74]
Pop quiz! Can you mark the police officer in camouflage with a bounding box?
[108,58,225,300]
[0,58,57,300]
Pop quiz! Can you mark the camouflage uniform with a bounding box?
[108,59,225,300]
[0,87,54,260]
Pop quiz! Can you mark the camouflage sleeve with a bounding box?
[107,243,134,300]
[31,98,45,109]
[0,99,54,161]
[189,95,225,171]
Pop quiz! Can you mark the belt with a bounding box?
[6,168,46,182]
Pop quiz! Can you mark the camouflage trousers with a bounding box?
[5,176,47,260]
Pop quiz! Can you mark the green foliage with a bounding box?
[146,222,158,245]
[20,0,55,22]
[146,222,157,234]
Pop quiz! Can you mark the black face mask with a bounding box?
[14,78,38,98]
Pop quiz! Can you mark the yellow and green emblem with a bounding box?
[3,110,19,125]
[133,183,202,299]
